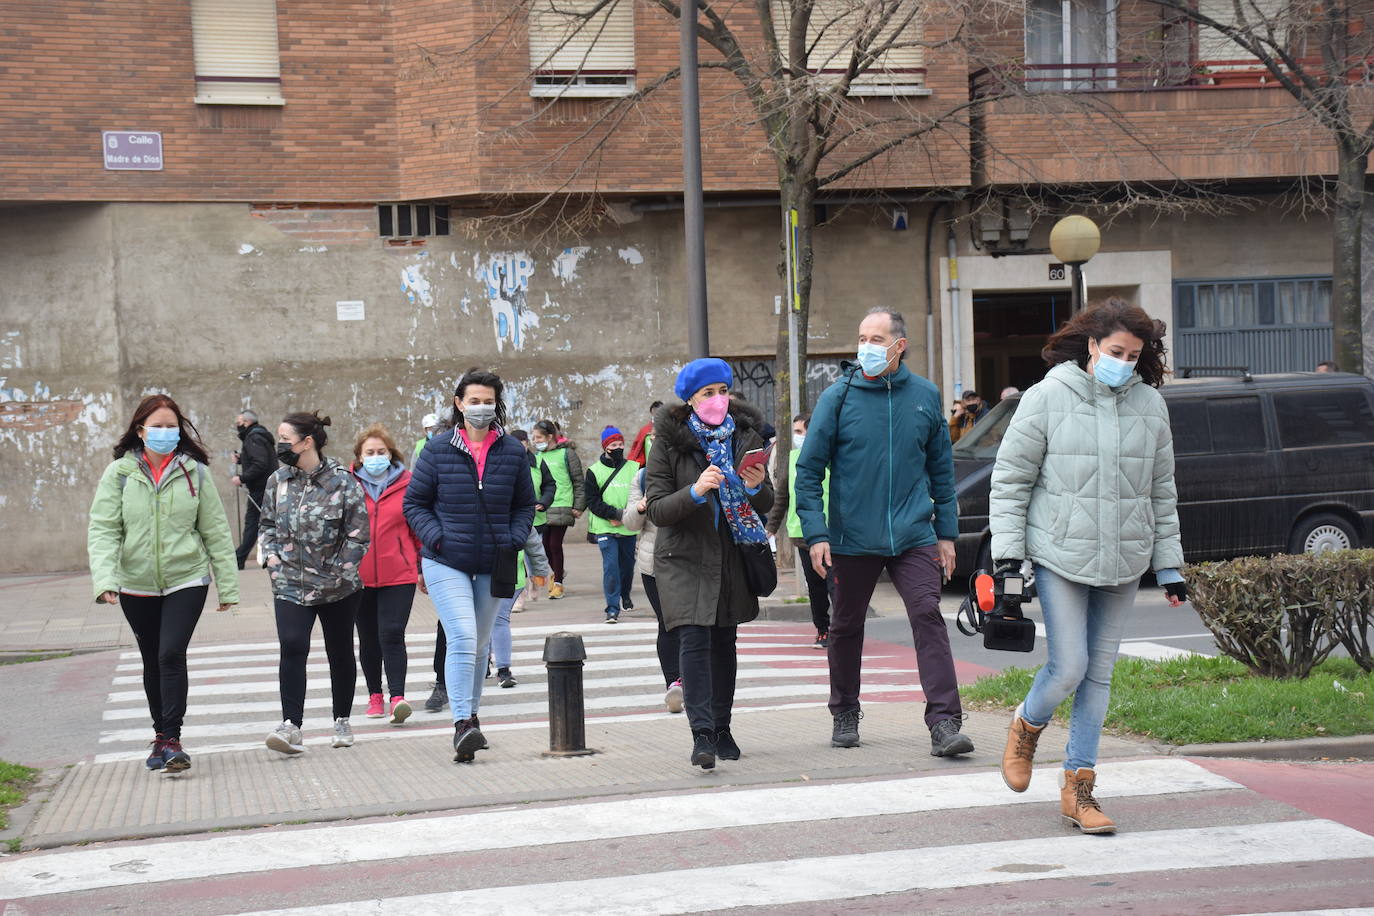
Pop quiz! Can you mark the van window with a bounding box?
[1275,389,1374,447]
[1209,397,1265,452]
[1167,400,1210,455]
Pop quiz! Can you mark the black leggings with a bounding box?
[275,593,360,726]
[356,584,416,697]
[542,523,568,583]
[434,620,446,686]
[120,586,209,740]
[677,624,738,734]
[641,574,680,687]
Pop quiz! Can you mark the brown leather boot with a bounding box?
[1059,767,1116,834]
[1000,711,1045,792]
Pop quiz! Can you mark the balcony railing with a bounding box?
[969,59,1288,99]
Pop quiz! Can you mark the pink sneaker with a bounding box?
[389,696,412,725]
[365,693,385,718]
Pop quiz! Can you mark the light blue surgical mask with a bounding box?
[143,427,180,455]
[792,433,805,451]
[857,341,895,377]
[361,455,391,477]
[1093,351,1137,387]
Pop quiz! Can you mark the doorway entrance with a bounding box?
[972,290,1067,397]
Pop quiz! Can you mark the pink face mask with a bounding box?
[693,393,730,426]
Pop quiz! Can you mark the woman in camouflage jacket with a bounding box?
[259,410,370,755]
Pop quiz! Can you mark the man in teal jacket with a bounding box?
[794,308,973,758]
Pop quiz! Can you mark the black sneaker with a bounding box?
[930,716,975,757]
[425,681,447,712]
[604,610,619,624]
[714,728,741,760]
[690,729,716,770]
[497,667,517,688]
[160,737,191,772]
[453,717,485,763]
[813,630,829,649]
[622,597,634,611]
[472,714,490,749]
[145,735,167,771]
[831,708,863,748]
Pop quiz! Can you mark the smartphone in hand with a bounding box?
[738,443,773,473]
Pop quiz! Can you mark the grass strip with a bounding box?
[0,760,38,831]
[964,655,1374,745]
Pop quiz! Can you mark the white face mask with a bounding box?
[792,433,805,450]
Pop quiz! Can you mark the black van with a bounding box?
[950,371,1374,576]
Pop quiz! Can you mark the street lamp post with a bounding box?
[1049,215,1101,314]
[680,0,709,357]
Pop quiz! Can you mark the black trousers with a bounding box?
[677,624,737,733]
[641,574,680,687]
[356,584,416,698]
[796,543,834,634]
[275,592,360,726]
[433,620,446,686]
[236,483,266,567]
[120,586,209,740]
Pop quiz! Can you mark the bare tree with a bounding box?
[1138,0,1374,373]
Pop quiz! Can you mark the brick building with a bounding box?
[0,0,1368,570]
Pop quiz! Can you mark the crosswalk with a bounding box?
[4,757,1371,913]
[95,620,929,764]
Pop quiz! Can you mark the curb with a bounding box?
[1171,734,1373,761]
[755,603,877,623]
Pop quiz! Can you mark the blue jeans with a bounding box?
[1021,565,1138,771]
[491,588,523,670]
[596,533,636,616]
[422,558,500,721]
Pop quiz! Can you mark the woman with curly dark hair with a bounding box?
[990,298,1187,834]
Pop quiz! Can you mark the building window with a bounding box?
[191,0,284,106]
[378,204,450,239]
[772,0,928,96]
[1174,276,1332,374]
[1196,0,1284,66]
[528,0,636,98]
[1025,0,1116,91]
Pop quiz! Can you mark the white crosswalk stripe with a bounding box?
[95,621,918,761]
[3,759,1369,912]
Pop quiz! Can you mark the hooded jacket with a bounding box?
[989,360,1184,586]
[404,426,537,575]
[352,463,422,589]
[259,457,370,606]
[87,450,239,605]
[794,362,957,556]
[644,401,774,629]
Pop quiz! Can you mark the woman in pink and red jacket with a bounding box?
[351,423,423,725]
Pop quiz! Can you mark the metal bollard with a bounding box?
[542,632,597,757]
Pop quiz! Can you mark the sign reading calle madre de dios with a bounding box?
[103,131,163,170]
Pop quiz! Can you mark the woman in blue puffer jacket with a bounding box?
[403,368,536,761]
[990,299,1186,835]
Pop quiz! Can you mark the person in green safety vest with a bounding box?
[585,426,638,623]
[531,419,585,599]
[765,412,832,649]
[412,413,440,461]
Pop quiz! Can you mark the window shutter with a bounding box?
[771,0,923,90]
[529,0,636,74]
[192,0,284,105]
[1197,0,1283,64]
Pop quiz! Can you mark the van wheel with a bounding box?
[1287,513,1359,555]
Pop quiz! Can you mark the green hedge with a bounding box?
[1185,549,1374,678]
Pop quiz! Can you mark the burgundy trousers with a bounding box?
[828,545,963,729]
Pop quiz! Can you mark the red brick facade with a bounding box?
[0,0,1344,204]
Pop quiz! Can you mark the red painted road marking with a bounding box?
[1190,758,1374,837]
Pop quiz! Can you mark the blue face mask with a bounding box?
[144,427,180,455]
[857,341,895,377]
[1093,351,1137,387]
[361,455,391,477]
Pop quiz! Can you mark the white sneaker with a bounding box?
[266,720,305,755]
[332,717,354,748]
[665,679,684,714]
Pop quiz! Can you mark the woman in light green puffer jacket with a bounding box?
[989,300,1187,836]
[87,394,239,774]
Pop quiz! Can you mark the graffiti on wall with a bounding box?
[477,252,540,352]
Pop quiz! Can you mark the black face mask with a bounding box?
[236,424,250,441]
[276,442,301,467]
[607,447,625,463]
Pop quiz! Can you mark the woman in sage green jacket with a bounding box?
[989,299,1187,836]
[88,394,239,773]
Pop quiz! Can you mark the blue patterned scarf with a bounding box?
[687,411,770,545]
